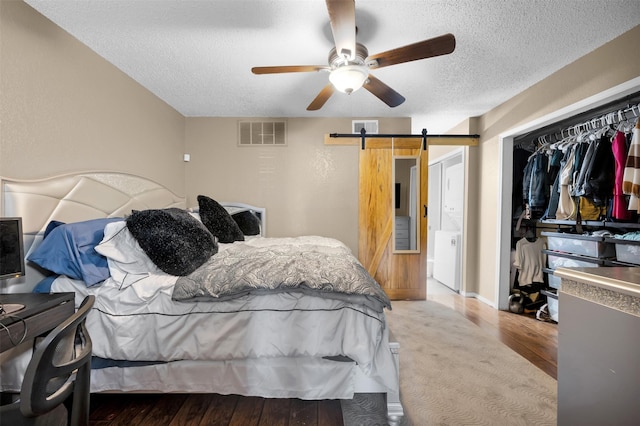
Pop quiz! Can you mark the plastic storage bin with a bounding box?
[543,267,561,289]
[605,237,640,265]
[541,289,558,322]
[541,231,615,258]
[544,250,605,269]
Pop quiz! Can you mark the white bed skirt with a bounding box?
[92,357,356,399]
[1,328,403,424]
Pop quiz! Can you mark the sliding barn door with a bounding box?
[358,141,428,300]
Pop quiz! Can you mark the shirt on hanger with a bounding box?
[513,237,547,286]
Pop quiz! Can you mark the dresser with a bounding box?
[395,216,409,250]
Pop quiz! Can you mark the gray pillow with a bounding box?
[197,195,245,243]
[126,208,217,276]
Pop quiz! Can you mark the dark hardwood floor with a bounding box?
[88,281,558,425]
[88,393,343,426]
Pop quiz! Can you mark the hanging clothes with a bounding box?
[513,148,532,218]
[583,133,615,207]
[547,149,563,185]
[513,95,640,227]
[544,149,568,219]
[527,152,549,219]
[623,120,640,212]
[544,167,561,219]
[522,157,534,216]
[612,130,633,220]
[556,145,577,220]
[572,140,597,197]
[570,142,590,193]
[513,237,546,286]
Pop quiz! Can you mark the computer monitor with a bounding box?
[0,217,26,315]
[0,217,25,280]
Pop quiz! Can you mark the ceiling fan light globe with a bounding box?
[329,65,368,93]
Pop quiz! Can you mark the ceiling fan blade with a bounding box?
[326,0,356,61]
[367,33,456,69]
[252,65,329,74]
[363,74,405,108]
[307,84,335,111]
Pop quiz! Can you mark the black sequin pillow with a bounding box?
[197,195,245,243]
[126,208,217,276]
[232,210,261,236]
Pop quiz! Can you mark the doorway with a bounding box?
[428,148,465,293]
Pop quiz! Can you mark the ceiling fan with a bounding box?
[251,0,456,111]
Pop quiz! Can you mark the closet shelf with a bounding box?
[539,219,640,230]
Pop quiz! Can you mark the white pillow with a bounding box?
[95,221,161,289]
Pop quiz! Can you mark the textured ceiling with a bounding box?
[24,0,640,132]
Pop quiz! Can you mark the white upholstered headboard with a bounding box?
[0,172,266,292]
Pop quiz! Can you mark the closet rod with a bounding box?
[552,102,640,139]
[514,90,640,146]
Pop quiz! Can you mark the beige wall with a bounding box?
[468,25,640,304]
[0,0,410,256]
[3,0,638,305]
[0,0,185,194]
[184,117,411,254]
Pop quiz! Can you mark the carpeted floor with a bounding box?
[342,300,557,426]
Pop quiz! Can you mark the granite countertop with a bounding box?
[554,267,640,297]
[554,267,640,316]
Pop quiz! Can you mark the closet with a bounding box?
[509,91,640,321]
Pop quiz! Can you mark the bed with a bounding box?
[0,172,404,425]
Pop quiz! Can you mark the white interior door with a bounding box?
[442,162,464,231]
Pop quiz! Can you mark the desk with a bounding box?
[0,293,75,353]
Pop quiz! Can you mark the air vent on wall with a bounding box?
[238,121,287,146]
[352,120,378,134]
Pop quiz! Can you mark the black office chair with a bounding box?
[0,295,95,426]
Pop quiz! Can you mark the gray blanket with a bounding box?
[172,236,391,312]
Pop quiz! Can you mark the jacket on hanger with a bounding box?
[583,134,615,207]
[527,152,549,219]
[612,130,633,220]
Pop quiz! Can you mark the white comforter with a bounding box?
[50,237,397,392]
